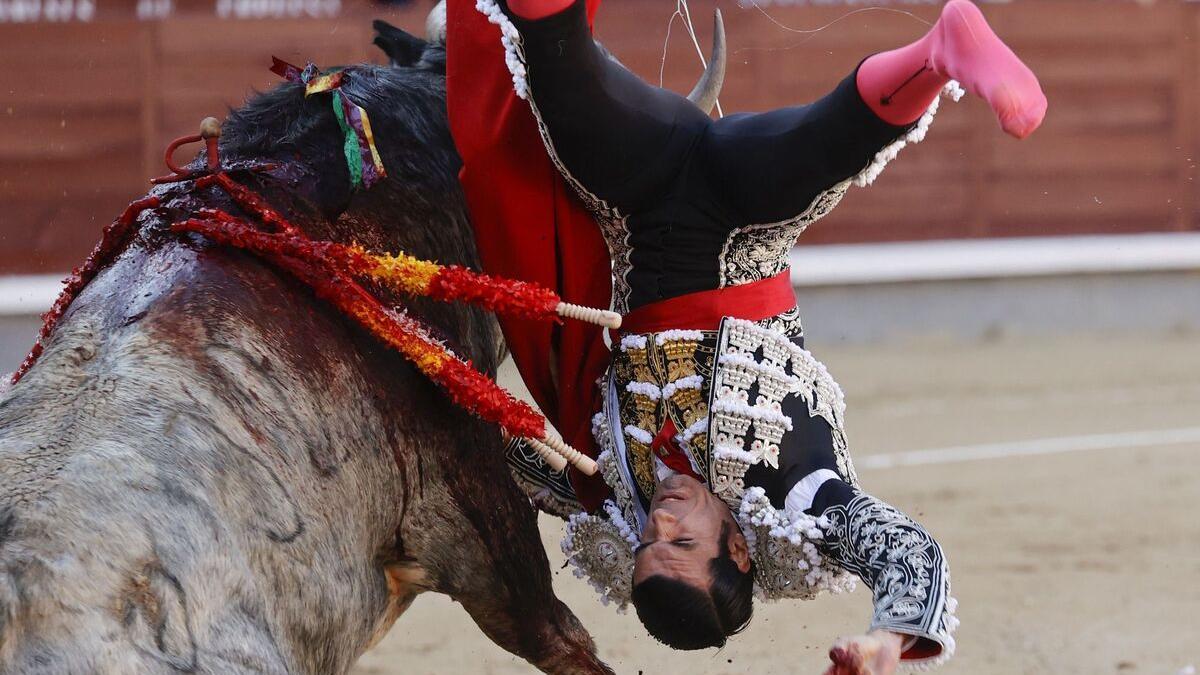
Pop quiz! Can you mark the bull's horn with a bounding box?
[686,9,726,115]
[426,0,447,44]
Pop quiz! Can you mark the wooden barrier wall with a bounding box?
[1,0,1196,273]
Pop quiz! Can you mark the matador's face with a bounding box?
[632,474,749,589]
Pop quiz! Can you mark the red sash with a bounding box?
[620,271,797,335]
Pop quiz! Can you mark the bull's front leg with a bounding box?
[400,423,612,675]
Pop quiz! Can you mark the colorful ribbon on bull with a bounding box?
[270,57,387,189]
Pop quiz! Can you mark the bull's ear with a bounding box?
[373,20,427,67]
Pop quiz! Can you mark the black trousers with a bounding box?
[512,0,910,307]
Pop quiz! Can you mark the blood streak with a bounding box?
[210,172,297,235]
[11,195,161,384]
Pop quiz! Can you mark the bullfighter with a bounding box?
[444,0,1046,671]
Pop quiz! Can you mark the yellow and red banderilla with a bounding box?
[172,213,599,475]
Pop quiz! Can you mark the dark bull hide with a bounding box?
[0,27,612,675]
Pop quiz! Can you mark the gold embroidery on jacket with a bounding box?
[615,333,717,501]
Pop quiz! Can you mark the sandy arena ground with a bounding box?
[347,332,1200,675]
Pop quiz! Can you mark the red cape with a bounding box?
[446,0,611,510]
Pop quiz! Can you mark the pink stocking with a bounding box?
[857,0,1047,138]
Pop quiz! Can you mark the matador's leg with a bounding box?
[698,0,1047,224]
[507,0,712,212]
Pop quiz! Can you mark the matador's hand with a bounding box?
[821,630,904,675]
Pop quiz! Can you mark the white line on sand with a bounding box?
[857,427,1200,470]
